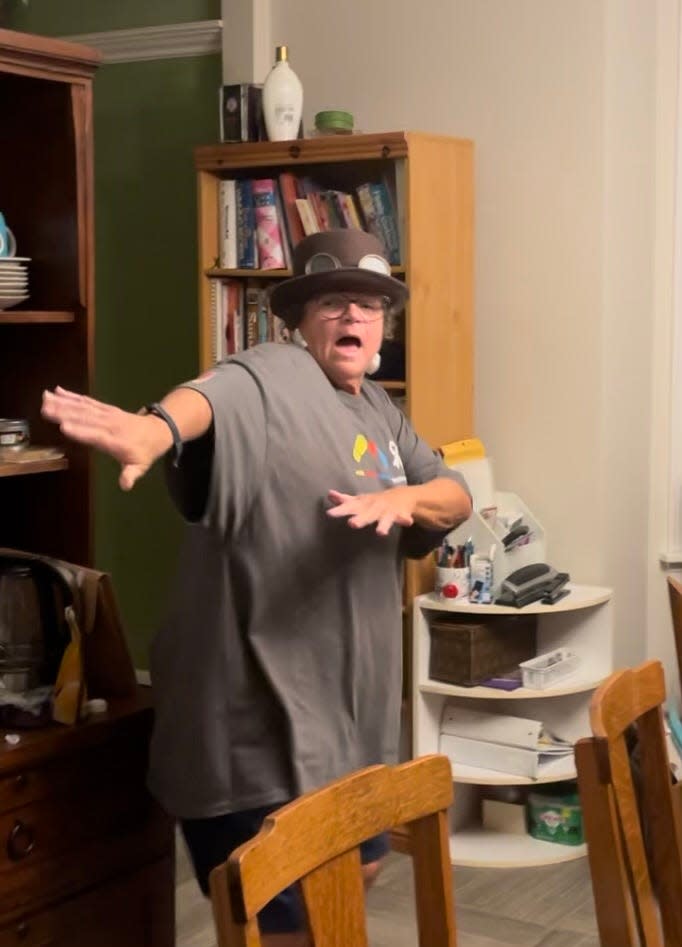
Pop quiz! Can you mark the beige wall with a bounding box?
[225,1,680,679]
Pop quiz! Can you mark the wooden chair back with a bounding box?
[209,754,456,947]
[575,660,682,947]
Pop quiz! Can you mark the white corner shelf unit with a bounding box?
[412,583,613,868]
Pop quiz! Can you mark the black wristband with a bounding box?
[145,402,183,467]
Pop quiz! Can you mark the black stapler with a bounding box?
[495,563,570,608]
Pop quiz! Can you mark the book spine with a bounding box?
[278,172,305,247]
[369,182,401,264]
[321,191,343,229]
[245,283,260,348]
[273,182,293,269]
[208,277,222,363]
[272,313,291,344]
[219,179,237,269]
[235,180,257,268]
[251,179,286,270]
[257,286,270,343]
[295,198,320,236]
[341,192,363,230]
[224,280,244,354]
[356,183,384,247]
[308,191,329,231]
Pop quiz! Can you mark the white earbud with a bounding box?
[367,352,381,375]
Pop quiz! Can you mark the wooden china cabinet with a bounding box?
[0,30,174,946]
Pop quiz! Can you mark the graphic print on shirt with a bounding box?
[352,433,407,485]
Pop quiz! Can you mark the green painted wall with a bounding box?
[11,2,221,666]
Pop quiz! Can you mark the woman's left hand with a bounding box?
[326,488,415,536]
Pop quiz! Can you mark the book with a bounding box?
[235,179,257,268]
[272,313,291,344]
[208,277,222,363]
[295,197,320,236]
[245,283,260,348]
[369,181,401,264]
[273,182,293,269]
[257,285,271,343]
[356,182,384,248]
[320,191,343,229]
[222,280,244,355]
[278,172,305,248]
[335,191,363,230]
[219,179,237,269]
[251,179,286,270]
[308,191,329,231]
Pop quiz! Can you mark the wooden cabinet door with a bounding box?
[0,857,175,947]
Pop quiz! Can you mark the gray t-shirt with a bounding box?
[147,343,467,818]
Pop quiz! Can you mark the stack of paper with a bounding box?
[439,705,573,779]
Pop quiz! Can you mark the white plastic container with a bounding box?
[518,648,579,689]
[445,490,546,596]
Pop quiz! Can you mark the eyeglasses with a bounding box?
[304,252,392,277]
[314,293,388,321]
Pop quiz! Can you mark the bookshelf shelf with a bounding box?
[378,380,407,392]
[205,266,406,280]
[0,310,76,324]
[207,267,292,279]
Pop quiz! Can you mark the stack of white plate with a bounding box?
[0,257,29,310]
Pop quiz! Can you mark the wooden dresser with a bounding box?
[0,693,175,947]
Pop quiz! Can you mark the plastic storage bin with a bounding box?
[527,786,584,846]
[518,648,579,689]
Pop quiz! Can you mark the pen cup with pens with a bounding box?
[434,540,472,602]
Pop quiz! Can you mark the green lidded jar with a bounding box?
[527,783,584,846]
[314,110,354,135]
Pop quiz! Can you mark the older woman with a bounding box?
[42,229,471,946]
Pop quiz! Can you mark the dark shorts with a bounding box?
[181,803,390,934]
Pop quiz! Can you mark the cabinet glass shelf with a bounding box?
[0,311,75,324]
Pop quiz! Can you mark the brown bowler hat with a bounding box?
[269,229,408,329]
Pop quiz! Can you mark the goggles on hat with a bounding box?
[303,252,391,277]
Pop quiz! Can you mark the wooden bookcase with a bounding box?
[0,31,174,946]
[194,131,474,691]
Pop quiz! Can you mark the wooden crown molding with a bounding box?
[63,19,222,64]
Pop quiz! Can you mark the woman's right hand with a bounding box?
[41,387,172,490]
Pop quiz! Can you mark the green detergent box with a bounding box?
[527,784,584,846]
